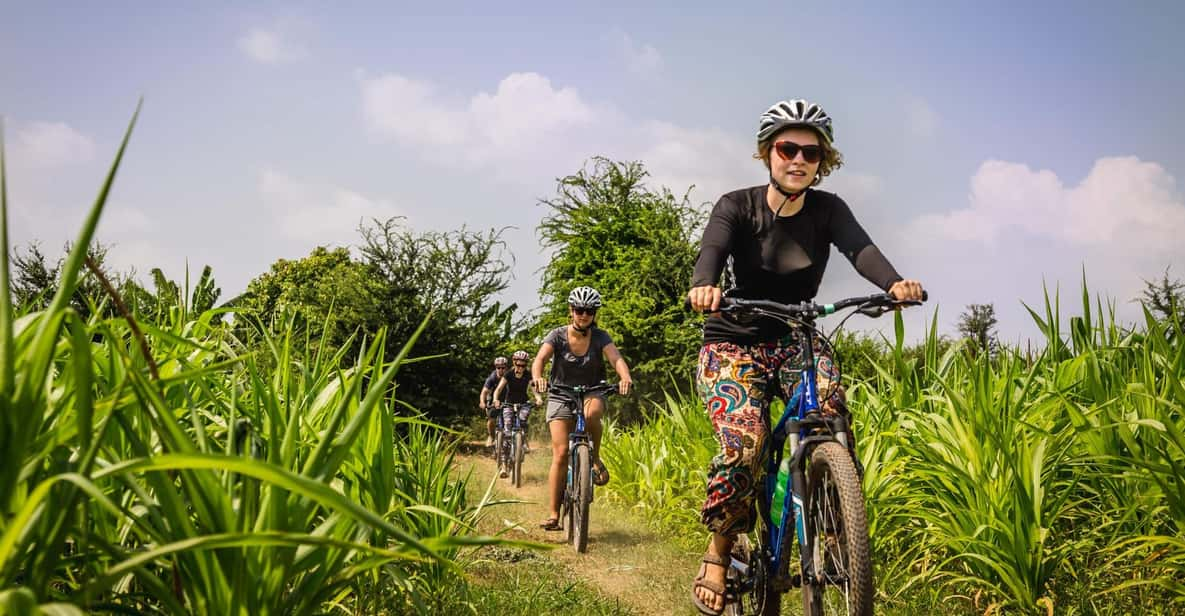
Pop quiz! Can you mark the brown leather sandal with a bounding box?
[592,458,610,486]
[539,517,562,531]
[691,552,730,615]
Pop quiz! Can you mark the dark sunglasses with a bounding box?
[773,140,823,164]
[572,307,598,316]
[513,361,527,367]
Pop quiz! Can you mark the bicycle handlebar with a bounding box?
[547,381,621,398]
[688,290,927,320]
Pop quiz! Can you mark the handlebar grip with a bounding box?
[686,296,731,314]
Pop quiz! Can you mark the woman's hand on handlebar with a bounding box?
[688,285,722,313]
[888,279,925,303]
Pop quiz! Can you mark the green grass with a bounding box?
[0,106,508,615]
[462,547,635,615]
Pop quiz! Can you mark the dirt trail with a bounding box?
[457,438,703,615]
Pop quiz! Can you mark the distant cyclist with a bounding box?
[477,356,509,447]
[532,286,632,531]
[686,99,924,614]
[492,350,543,463]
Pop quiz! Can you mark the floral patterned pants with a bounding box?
[696,339,846,537]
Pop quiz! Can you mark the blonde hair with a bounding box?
[754,129,844,187]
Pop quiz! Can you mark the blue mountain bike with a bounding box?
[714,292,925,616]
[549,382,618,554]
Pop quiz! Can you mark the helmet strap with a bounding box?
[769,171,805,203]
[570,320,591,336]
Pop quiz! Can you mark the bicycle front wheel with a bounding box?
[801,442,873,616]
[572,444,592,553]
[512,432,524,488]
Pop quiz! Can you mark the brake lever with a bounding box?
[859,297,923,317]
[857,305,888,318]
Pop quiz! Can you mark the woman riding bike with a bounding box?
[531,286,633,531]
[687,99,925,615]
[492,350,544,465]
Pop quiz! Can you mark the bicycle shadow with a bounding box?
[589,528,652,548]
[534,530,641,548]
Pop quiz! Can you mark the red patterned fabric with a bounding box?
[696,339,845,536]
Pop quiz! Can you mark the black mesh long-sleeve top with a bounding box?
[692,186,902,344]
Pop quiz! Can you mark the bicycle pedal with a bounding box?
[730,577,755,594]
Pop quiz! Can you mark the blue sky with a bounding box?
[3,2,1183,342]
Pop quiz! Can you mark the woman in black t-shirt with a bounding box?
[492,350,543,459]
[531,286,633,531]
[686,99,925,615]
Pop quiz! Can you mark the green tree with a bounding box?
[236,246,386,358]
[236,219,517,422]
[11,240,123,320]
[11,242,57,309]
[957,302,998,357]
[359,218,518,420]
[536,157,706,419]
[1141,267,1185,324]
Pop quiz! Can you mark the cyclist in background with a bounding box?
[493,350,543,461]
[532,286,632,531]
[686,99,924,614]
[477,356,509,448]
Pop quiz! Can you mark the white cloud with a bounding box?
[360,72,621,186]
[911,157,1185,253]
[258,169,400,243]
[359,70,890,208]
[825,172,886,206]
[905,97,938,139]
[889,156,1185,344]
[361,72,598,158]
[609,28,663,76]
[360,74,463,148]
[238,27,305,64]
[10,121,96,167]
[638,121,753,204]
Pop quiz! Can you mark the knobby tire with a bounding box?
[573,444,592,553]
[512,432,524,488]
[801,442,873,616]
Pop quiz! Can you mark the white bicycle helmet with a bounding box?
[567,286,602,309]
[757,99,834,145]
[511,350,530,362]
[493,356,508,368]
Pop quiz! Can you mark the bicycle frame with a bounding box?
[761,325,855,586]
[550,383,616,522]
[563,393,594,489]
[500,402,531,434]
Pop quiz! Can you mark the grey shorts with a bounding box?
[546,394,607,422]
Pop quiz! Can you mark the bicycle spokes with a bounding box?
[812,478,849,586]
